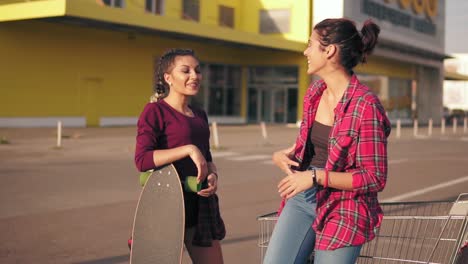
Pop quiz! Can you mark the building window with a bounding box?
[219,5,234,28]
[208,65,241,116]
[358,74,412,120]
[100,0,125,8]
[248,66,298,123]
[182,0,200,21]
[145,0,164,15]
[259,9,290,34]
[190,65,241,116]
[249,67,297,85]
[187,64,241,117]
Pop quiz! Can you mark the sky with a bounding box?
[445,0,468,53]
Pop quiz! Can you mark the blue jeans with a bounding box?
[314,246,362,264]
[263,186,362,264]
[263,187,317,264]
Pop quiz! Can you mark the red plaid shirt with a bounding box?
[283,75,391,250]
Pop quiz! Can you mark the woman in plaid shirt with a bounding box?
[264,18,391,263]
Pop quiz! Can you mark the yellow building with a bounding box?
[0,0,448,127]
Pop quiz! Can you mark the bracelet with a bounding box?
[323,169,329,188]
[311,168,317,186]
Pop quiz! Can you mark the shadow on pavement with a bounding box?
[222,234,258,245]
[72,254,129,264]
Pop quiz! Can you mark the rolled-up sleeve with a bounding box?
[352,102,390,193]
[135,103,161,172]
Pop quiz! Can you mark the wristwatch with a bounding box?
[311,168,317,186]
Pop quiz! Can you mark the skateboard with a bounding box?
[129,164,185,264]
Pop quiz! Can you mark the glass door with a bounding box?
[248,86,296,123]
[261,89,272,122]
[248,88,259,123]
[287,88,298,123]
[273,89,286,123]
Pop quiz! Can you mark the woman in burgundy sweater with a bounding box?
[135,49,225,263]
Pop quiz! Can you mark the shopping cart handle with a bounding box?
[449,193,468,216]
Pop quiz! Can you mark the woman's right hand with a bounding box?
[272,144,299,175]
[187,145,208,183]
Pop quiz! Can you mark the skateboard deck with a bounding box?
[130,164,185,264]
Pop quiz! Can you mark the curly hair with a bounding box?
[150,48,198,102]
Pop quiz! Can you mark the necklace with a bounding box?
[184,108,194,117]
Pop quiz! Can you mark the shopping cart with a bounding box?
[257,193,468,264]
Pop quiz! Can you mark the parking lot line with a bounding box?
[382,175,468,202]
[228,155,271,161]
[388,159,409,164]
[211,152,239,158]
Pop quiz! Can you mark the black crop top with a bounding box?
[309,121,332,168]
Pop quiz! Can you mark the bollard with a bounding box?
[464,117,467,134]
[396,119,401,139]
[212,122,220,149]
[428,118,433,137]
[453,118,457,134]
[441,118,446,135]
[413,119,418,137]
[57,120,62,148]
[260,122,268,141]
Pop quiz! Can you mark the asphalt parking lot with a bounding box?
[0,124,467,263]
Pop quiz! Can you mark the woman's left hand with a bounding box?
[278,171,313,199]
[197,172,218,197]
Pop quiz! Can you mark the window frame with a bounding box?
[145,0,164,15]
[101,0,125,8]
[182,0,200,22]
[204,64,242,116]
[218,5,235,28]
[259,8,291,34]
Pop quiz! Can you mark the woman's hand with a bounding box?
[197,172,218,197]
[278,171,313,199]
[187,145,208,183]
[272,144,299,175]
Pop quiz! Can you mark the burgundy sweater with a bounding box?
[135,99,212,175]
[134,99,225,246]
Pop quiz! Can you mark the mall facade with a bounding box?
[0,0,448,127]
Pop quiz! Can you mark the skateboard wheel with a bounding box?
[184,176,201,192]
[139,170,153,187]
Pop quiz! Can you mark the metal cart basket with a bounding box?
[257,193,468,264]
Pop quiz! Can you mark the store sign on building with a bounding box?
[362,0,438,35]
[344,0,444,54]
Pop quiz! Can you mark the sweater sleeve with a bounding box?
[134,103,162,172]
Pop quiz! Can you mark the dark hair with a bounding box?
[151,48,198,102]
[313,18,380,73]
